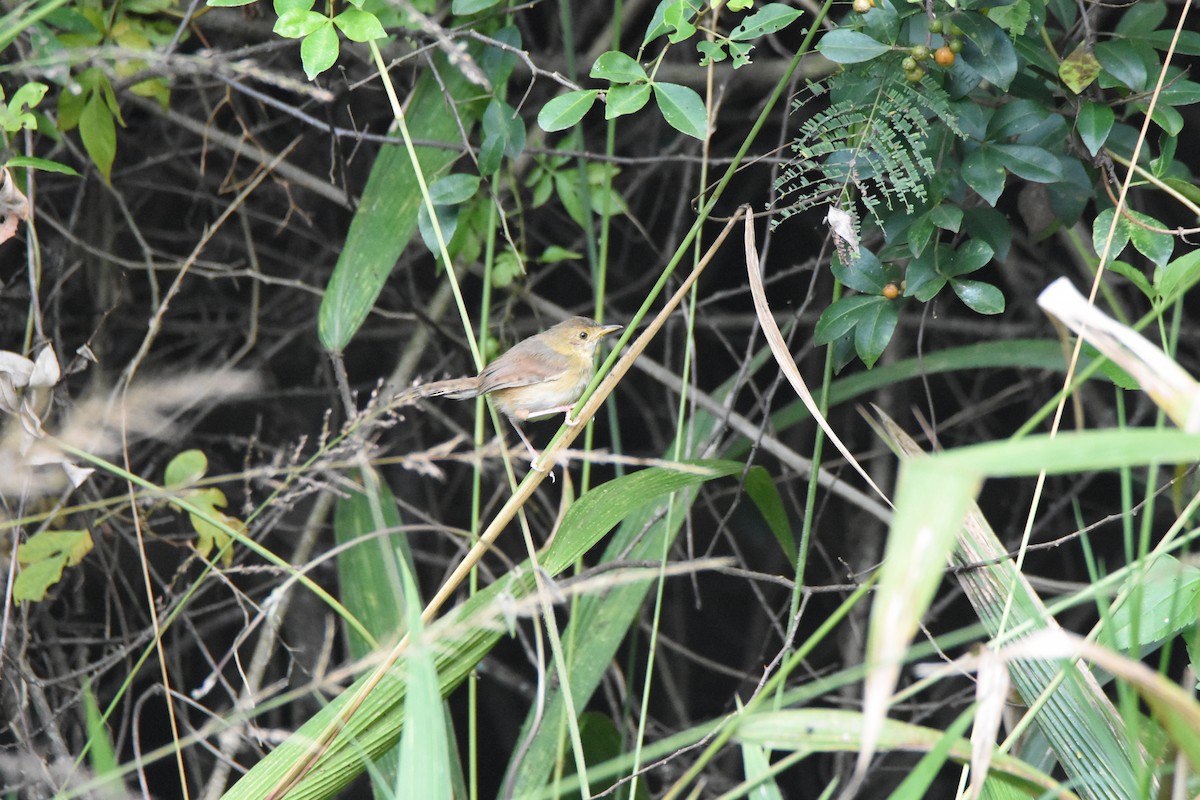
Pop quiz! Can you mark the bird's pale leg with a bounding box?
[506,419,558,481]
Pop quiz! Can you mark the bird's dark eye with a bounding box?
[578,331,588,340]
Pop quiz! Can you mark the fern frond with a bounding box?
[774,62,963,228]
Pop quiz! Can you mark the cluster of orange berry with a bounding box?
[899,18,965,81]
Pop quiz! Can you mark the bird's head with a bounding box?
[544,317,623,357]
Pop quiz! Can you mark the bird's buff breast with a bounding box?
[491,370,592,419]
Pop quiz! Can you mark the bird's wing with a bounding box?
[477,339,570,392]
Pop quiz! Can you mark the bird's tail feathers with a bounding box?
[414,377,481,400]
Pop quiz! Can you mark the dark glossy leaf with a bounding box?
[961,145,1006,205]
[947,240,995,277]
[480,26,520,87]
[962,207,1012,261]
[1096,39,1150,91]
[904,249,946,301]
[452,0,502,13]
[993,143,1064,183]
[1092,208,1131,263]
[929,204,962,233]
[955,12,1018,90]
[1115,1,1166,36]
[988,99,1051,140]
[427,173,480,205]
[814,295,881,344]
[1128,210,1173,267]
[951,278,1005,314]
[1076,101,1114,156]
[832,248,888,294]
[853,298,899,368]
[816,29,891,63]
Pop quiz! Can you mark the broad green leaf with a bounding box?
[961,145,1006,205]
[1,82,47,132]
[815,29,890,64]
[961,206,1012,261]
[951,278,1005,314]
[334,468,414,658]
[663,0,698,42]
[831,248,888,295]
[743,468,795,564]
[79,92,116,182]
[946,239,994,277]
[318,55,486,351]
[853,297,898,368]
[274,0,312,12]
[604,83,652,118]
[902,249,947,301]
[1059,43,1100,93]
[644,0,699,44]
[417,201,461,253]
[207,0,257,7]
[333,8,385,41]
[1109,555,1200,650]
[300,22,339,80]
[188,488,238,563]
[1076,101,1114,156]
[813,295,881,344]
[993,144,1064,183]
[954,12,1018,90]
[697,40,727,65]
[737,710,1072,799]
[741,743,785,800]
[1123,210,1172,267]
[452,0,501,12]
[164,449,207,487]
[5,156,79,176]
[480,25,520,87]
[542,461,750,574]
[427,173,479,205]
[1144,29,1200,55]
[729,3,802,41]
[1095,39,1149,91]
[1092,208,1131,264]
[537,89,599,131]
[1108,259,1153,299]
[479,98,524,174]
[987,98,1051,141]
[652,82,707,140]
[273,8,326,38]
[1115,0,1166,35]
[928,203,962,233]
[395,581,451,800]
[81,682,122,798]
[1154,248,1200,303]
[14,529,94,603]
[589,50,647,83]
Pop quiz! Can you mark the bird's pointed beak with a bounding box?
[597,324,622,338]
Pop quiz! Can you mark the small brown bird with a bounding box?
[413,317,623,458]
